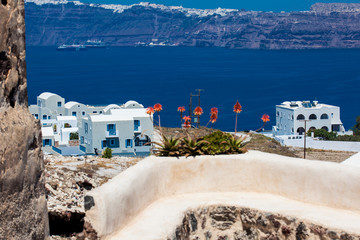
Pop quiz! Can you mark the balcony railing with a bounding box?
[106,130,119,138]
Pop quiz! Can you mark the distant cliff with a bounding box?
[25,1,360,49]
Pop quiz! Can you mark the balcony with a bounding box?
[106,130,119,138]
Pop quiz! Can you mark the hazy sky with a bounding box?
[75,0,360,12]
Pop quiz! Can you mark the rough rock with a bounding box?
[0,0,49,238]
[171,206,360,240]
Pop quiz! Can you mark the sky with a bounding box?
[75,0,360,12]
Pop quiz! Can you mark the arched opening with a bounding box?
[309,114,317,120]
[321,126,329,131]
[309,127,316,131]
[320,114,329,119]
[297,127,305,135]
[134,134,151,147]
[297,114,305,120]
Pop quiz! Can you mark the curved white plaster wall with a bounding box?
[85,151,360,237]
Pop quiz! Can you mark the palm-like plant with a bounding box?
[224,136,247,154]
[181,135,209,158]
[151,135,182,157]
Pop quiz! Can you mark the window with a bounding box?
[320,114,329,119]
[34,114,38,119]
[93,111,97,114]
[43,139,52,146]
[57,101,62,107]
[48,116,51,119]
[82,111,86,116]
[309,114,317,120]
[331,113,334,118]
[99,111,102,114]
[277,111,279,116]
[85,123,88,134]
[134,120,140,131]
[102,140,107,148]
[126,139,133,148]
[110,139,115,146]
[107,124,116,135]
[37,100,41,107]
[72,111,77,116]
[42,115,47,120]
[80,136,84,144]
[297,114,305,120]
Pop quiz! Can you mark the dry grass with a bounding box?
[244,134,298,158]
[292,147,356,163]
[156,126,218,139]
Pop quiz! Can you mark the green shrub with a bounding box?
[200,130,234,155]
[307,129,337,140]
[353,116,360,136]
[102,147,112,158]
[70,132,79,140]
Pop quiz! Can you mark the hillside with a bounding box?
[25,1,360,49]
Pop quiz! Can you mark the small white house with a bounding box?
[30,92,65,120]
[42,127,55,147]
[273,100,345,136]
[79,108,153,155]
[53,116,78,145]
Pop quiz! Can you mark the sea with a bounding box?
[26,46,360,132]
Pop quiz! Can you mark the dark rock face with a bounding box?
[0,0,49,238]
[25,2,360,49]
[170,206,360,240]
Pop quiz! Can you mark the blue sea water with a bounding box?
[26,46,360,132]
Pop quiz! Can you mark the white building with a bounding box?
[273,100,345,136]
[79,108,153,155]
[29,92,152,153]
[29,92,65,120]
[39,116,78,146]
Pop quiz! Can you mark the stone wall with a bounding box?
[0,0,49,238]
[171,206,360,240]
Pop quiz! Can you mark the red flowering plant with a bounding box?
[193,106,203,128]
[146,107,154,122]
[233,101,242,134]
[183,116,191,129]
[178,106,186,126]
[153,103,163,129]
[255,114,270,132]
[206,107,218,128]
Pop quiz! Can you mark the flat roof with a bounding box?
[277,101,338,110]
[110,108,148,118]
[89,115,133,122]
[56,116,77,121]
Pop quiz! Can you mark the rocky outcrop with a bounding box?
[0,0,49,238]
[171,206,360,240]
[25,2,360,49]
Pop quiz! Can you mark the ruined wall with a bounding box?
[172,206,360,240]
[0,0,49,238]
